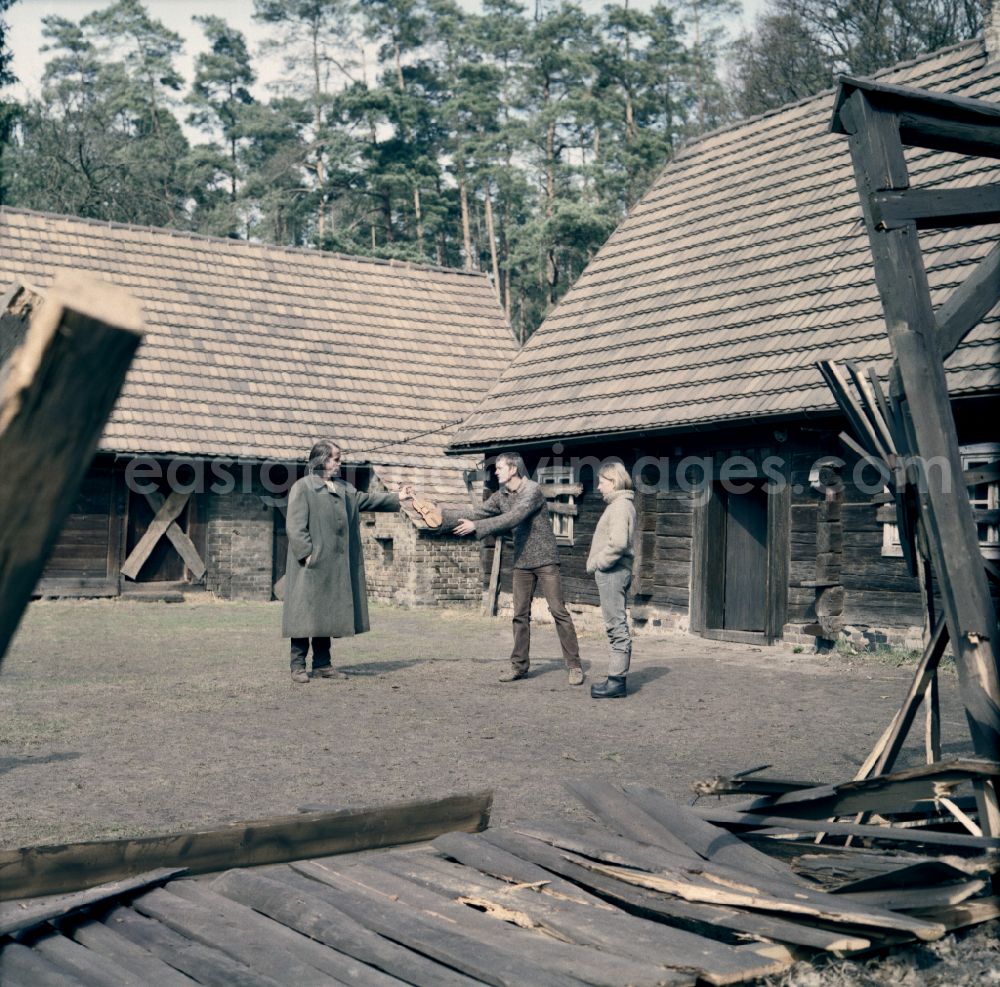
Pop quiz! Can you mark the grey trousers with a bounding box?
[595,565,633,677]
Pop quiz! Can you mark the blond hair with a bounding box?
[599,461,632,491]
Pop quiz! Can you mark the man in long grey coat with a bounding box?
[282,439,412,683]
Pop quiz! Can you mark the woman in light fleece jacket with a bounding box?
[586,462,637,699]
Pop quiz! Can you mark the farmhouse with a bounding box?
[0,207,517,604]
[449,39,1000,649]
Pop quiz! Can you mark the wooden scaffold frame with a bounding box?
[829,76,1000,836]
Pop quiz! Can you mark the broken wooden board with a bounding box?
[693,803,1000,853]
[370,850,791,986]
[282,860,697,987]
[460,829,874,955]
[0,790,492,901]
[0,273,143,666]
[739,758,1000,821]
[0,867,182,938]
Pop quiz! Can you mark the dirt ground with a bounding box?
[1,598,996,984]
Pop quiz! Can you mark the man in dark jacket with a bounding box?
[450,451,583,685]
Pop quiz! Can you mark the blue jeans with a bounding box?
[595,565,632,677]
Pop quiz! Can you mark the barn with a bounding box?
[0,207,517,604]
[448,38,1000,649]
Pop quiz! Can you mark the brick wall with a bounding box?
[361,512,481,607]
[205,488,274,601]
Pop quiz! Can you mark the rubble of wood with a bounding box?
[3,774,998,985]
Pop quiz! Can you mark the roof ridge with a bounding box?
[673,38,984,158]
[0,205,492,281]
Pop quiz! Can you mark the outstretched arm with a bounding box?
[471,485,545,540]
[442,490,505,531]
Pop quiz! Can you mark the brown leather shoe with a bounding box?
[499,667,528,682]
[290,669,310,684]
[567,666,585,686]
[312,667,348,680]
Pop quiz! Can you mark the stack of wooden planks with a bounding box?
[3,773,998,985]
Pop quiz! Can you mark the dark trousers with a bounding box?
[510,564,581,673]
[290,637,331,671]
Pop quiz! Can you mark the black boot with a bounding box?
[591,675,626,699]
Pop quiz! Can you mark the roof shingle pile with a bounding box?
[451,40,1000,452]
[0,208,516,504]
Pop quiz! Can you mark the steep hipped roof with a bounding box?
[0,208,516,504]
[450,40,1000,452]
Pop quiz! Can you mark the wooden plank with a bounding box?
[104,905,283,987]
[743,759,1000,821]
[71,921,201,986]
[620,783,800,883]
[465,829,871,955]
[482,537,502,617]
[285,860,670,987]
[431,831,596,905]
[504,819,944,940]
[691,804,1000,853]
[145,491,206,580]
[539,482,583,497]
[0,273,142,666]
[371,851,791,986]
[120,489,191,580]
[819,361,890,463]
[575,858,945,940]
[562,778,699,857]
[862,616,949,779]
[0,867,182,937]
[0,942,86,987]
[0,791,492,901]
[936,242,1000,358]
[210,868,474,987]
[131,885,353,986]
[872,185,1000,229]
[33,931,145,987]
[909,894,1000,931]
[831,878,984,911]
[167,880,406,985]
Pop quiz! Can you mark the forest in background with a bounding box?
[0,0,990,338]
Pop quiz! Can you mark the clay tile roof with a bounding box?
[450,39,1000,452]
[0,208,517,506]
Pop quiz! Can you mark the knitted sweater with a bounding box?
[586,490,636,574]
[443,478,560,569]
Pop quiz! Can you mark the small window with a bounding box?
[963,443,999,559]
[537,465,576,545]
[881,444,999,559]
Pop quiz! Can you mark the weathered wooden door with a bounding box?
[721,484,768,631]
[702,481,769,634]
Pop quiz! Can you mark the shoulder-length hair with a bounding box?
[599,461,632,491]
[308,439,341,474]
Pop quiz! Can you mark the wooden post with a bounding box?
[483,537,503,617]
[836,86,1000,834]
[0,274,143,666]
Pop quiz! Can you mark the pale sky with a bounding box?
[6,0,763,101]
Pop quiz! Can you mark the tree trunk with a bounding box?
[414,187,424,254]
[484,184,501,304]
[459,167,473,271]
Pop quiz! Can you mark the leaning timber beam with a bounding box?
[832,83,1000,836]
[0,790,492,901]
[0,274,143,667]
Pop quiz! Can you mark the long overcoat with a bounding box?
[281,475,400,638]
